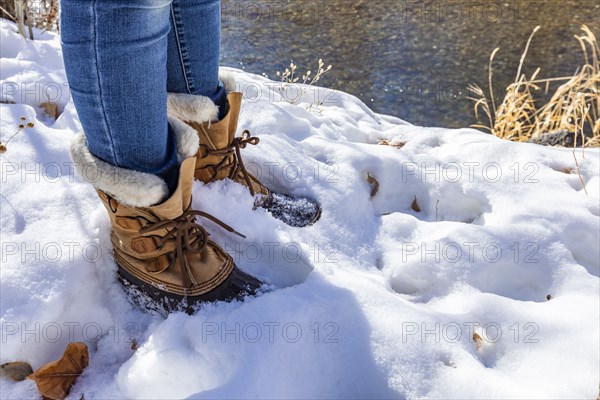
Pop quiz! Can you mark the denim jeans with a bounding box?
[61,0,227,192]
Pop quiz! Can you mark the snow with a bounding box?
[1,19,599,399]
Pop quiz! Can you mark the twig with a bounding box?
[572,148,588,195]
[23,0,34,40]
[515,26,541,84]
[14,0,26,38]
[489,47,500,115]
[0,5,17,21]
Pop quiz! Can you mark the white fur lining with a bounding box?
[166,93,219,124]
[70,117,200,208]
[70,133,168,208]
[168,115,199,162]
[219,70,237,93]
[166,70,238,123]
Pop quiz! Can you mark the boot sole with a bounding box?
[117,262,263,315]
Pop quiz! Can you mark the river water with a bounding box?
[221,0,599,128]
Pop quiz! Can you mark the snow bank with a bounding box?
[1,20,598,399]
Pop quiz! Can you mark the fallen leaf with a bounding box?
[366,172,380,198]
[378,139,406,148]
[0,361,33,381]
[40,102,59,120]
[411,195,421,212]
[473,332,483,352]
[28,342,89,400]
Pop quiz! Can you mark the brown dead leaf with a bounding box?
[378,139,406,148]
[473,332,483,352]
[366,172,380,198]
[0,361,33,381]
[411,196,421,212]
[40,102,59,120]
[28,342,89,400]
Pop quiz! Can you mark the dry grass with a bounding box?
[31,0,60,33]
[468,25,600,147]
[3,0,60,39]
[276,59,333,111]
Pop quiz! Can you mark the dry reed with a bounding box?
[469,25,599,148]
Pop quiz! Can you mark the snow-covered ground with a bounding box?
[1,20,599,399]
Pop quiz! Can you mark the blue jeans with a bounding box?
[61,0,227,192]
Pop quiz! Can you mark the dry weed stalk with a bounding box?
[33,0,59,33]
[0,3,17,21]
[0,116,34,154]
[6,0,60,39]
[469,25,600,147]
[276,59,332,110]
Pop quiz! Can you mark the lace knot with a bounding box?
[200,129,261,196]
[137,204,245,288]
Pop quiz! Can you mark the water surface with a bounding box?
[221,0,599,128]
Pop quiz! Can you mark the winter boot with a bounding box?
[167,80,322,228]
[70,117,262,315]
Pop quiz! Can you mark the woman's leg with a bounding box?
[166,0,227,117]
[61,0,180,192]
[62,0,263,313]
[163,0,321,227]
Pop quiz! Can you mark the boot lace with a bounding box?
[199,129,260,196]
[138,204,245,289]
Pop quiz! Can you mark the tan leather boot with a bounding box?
[70,117,261,314]
[167,81,322,227]
[169,92,268,197]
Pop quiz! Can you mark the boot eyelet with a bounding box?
[107,196,118,213]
